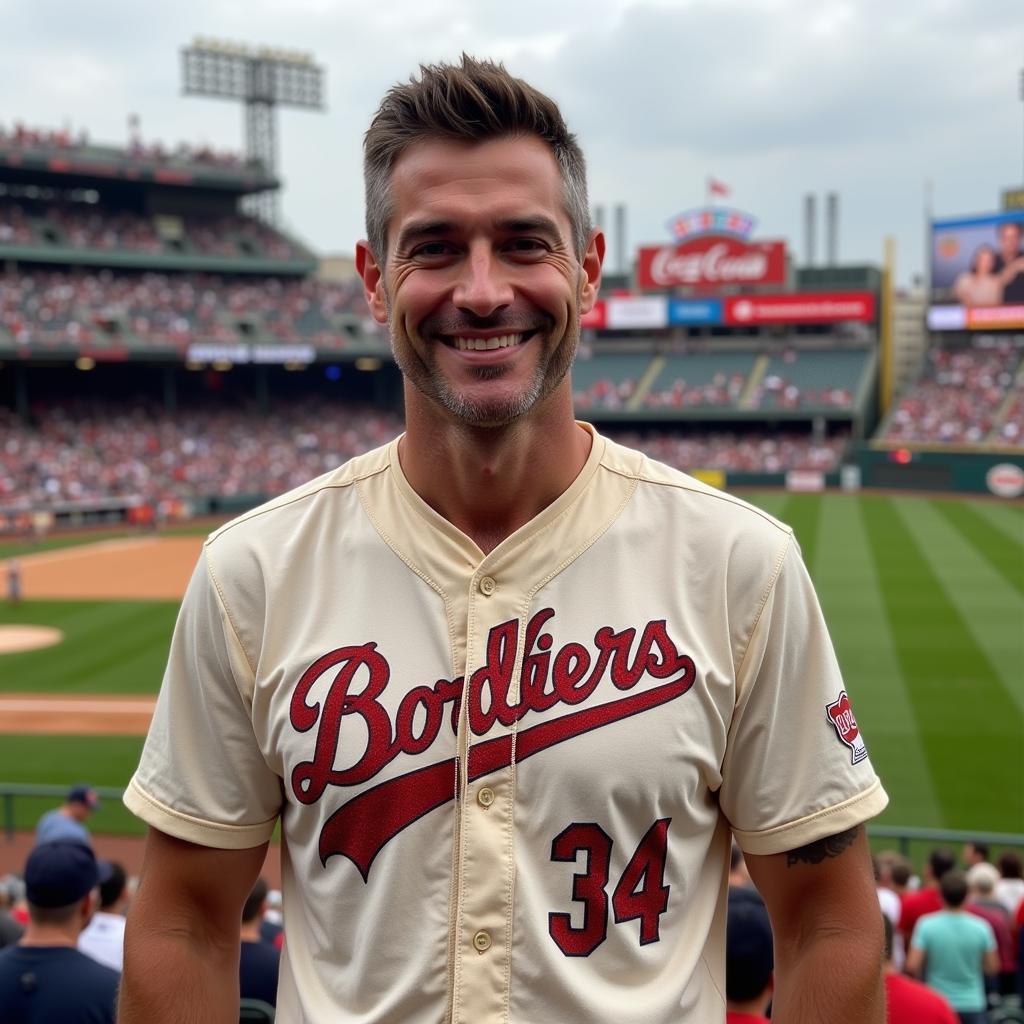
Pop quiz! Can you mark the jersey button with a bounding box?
[473,930,492,953]
[476,786,495,808]
[479,575,496,596]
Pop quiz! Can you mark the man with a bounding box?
[35,784,99,847]
[907,870,998,1024]
[962,841,989,869]
[995,221,1024,302]
[0,841,120,1023]
[882,915,957,1024]
[0,877,24,950]
[239,877,280,1007]
[725,892,773,1023]
[119,56,888,1023]
[902,847,957,945]
[965,862,1015,996]
[78,860,129,971]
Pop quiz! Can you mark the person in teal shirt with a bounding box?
[907,870,998,1024]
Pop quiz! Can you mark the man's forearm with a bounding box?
[771,926,885,1023]
[119,925,241,1024]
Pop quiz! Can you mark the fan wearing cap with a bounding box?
[35,784,100,848]
[0,841,120,1024]
[726,890,774,1024]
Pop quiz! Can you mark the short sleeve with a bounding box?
[720,536,887,855]
[124,549,281,848]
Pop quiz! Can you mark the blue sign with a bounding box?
[668,299,723,326]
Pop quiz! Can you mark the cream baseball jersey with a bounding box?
[125,424,887,1023]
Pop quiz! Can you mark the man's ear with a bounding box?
[578,228,605,315]
[356,240,389,325]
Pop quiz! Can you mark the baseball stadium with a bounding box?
[0,36,1022,1024]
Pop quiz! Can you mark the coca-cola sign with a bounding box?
[637,236,787,291]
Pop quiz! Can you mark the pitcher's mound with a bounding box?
[0,625,64,654]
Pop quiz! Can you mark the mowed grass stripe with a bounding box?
[894,498,1024,718]
[0,601,178,694]
[0,734,145,835]
[965,501,1024,555]
[862,497,1024,831]
[813,496,942,826]
[930,499,1024,597]
[777,494,821,574]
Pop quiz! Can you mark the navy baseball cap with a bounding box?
[67,784,100,810]
[24,841,111,908]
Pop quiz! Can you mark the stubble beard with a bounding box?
[388,309,580,429]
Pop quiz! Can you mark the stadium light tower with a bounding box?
[181,38,326,223]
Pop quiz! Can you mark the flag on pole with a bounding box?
[708,177,730,198]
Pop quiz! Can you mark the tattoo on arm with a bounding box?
[785,826,859,867]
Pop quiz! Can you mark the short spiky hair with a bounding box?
[363,54,591,265]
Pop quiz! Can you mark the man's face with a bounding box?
[998,223,1022,263]
[359,135,602,428]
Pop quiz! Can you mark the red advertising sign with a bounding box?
[723,291,876,325]
[637,235,787,290]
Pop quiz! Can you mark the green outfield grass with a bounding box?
[1,494,1022,838]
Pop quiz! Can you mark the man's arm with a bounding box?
[745,824,885,1024]
[119,826,268,1024]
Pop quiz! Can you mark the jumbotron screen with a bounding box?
[929,211,1024,330]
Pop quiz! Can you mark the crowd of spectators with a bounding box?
[644,371,748,410]
[0,120,247,170]
[0,399,404,511]
[6,832,1020,1022]
[0,198,302,261]
[0,402,853,514]
[0,270,372,351]
[609,429,849,473]
[882,343,1024,446]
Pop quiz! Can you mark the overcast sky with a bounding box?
[3,0,1022,286]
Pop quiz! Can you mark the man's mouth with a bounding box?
[442,330,537,352]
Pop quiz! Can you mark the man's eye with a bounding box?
[505,238,545,253]
[413,242,454,258]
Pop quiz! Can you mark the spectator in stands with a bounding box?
[78,861,129,971]
[0,876,24,949]
[728,841,754,893]
[887,854,914,900]
[725,891,774,1024]
[901,847,957,945]
[995,221,1024,303]
[883,914,957,1024]
[966,862,1015,997]
[962,842,989,869]
[907,869,998,1024]
[953,246,1003,307]
[239,877,280,1008]
[35,784,100,847]
[875,854,905,970]
[995,851,1024,918]
[0,842,119,1024]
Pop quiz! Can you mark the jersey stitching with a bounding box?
[600,456,790,535]
[732,531,794,688]
[205,460,389,546]
[732,779,885,840]
[204,550,257,684]
[127,777,277,836]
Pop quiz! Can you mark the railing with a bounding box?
[1,783,126,841]
[3,782,1023,852]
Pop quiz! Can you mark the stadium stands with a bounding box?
[880,341,1024,446]
[0,270,375,352]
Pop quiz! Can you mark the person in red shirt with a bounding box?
[883,916,957,1024]
[901,847,956,945]
[726,891,773,1024]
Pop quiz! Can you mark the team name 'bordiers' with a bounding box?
[290,607,695,805]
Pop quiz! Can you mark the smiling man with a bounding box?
[119,57,888,1023]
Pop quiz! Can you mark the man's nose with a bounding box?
[452,245,514,316]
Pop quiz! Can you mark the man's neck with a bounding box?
[240,921,262,942]
[399,386,591,555]
[20,922,79,948]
